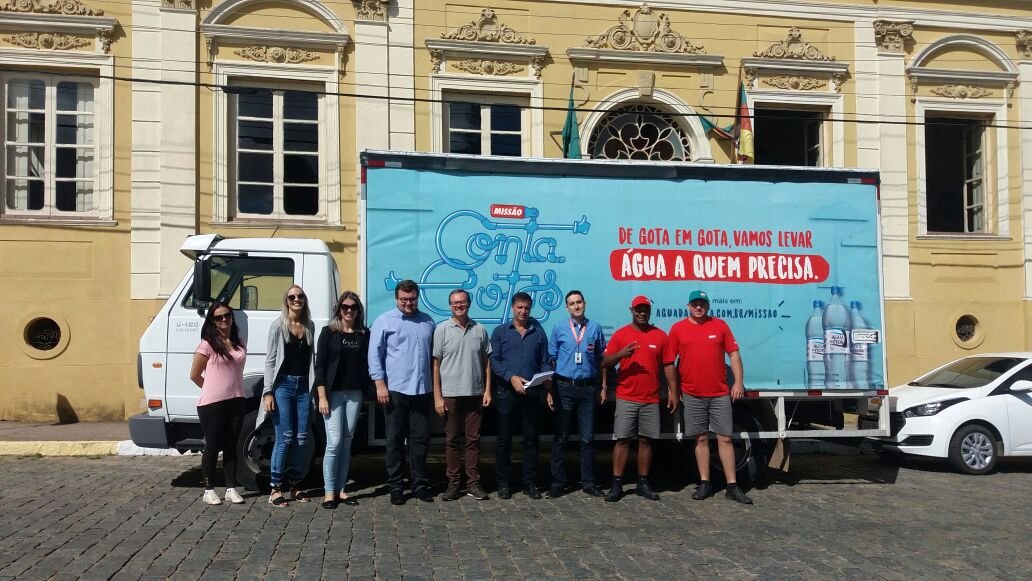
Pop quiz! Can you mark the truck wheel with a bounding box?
[236,409,317,492]
[948,424,998,475]
[708,408,768,488]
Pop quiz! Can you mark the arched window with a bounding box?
[587,103,691,161]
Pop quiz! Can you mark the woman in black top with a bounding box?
[314,291,370,508]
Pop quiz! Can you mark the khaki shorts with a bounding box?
[682,393,732,436]
[613,399,660,440]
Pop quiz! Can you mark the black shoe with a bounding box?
[497,486,512,500]
[546,486,564,499]
[415,489,434,503]
[467,483,489,501]
[321,499,338,509]
[635,481,660,501]
[604,483,622,502]
[523,484,543,499]
[441,483,462,502]
[340,496,358,506]
[725,485,754,505]
[691,481,713,501]
[582,485,605,498]
[389,489,406,506]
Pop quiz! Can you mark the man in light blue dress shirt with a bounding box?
[548,290,607,498]
[369,279,436,505]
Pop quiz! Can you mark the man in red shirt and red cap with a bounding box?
[664,290,753,504]
[601,295,676,502]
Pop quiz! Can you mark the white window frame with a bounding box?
[915,97,1008,238]
[746,89,844,167]
[442,92,529,157]
[751,105,826,167]
[430,75,543,157]
[230,85,322,220]
[0,50,113,224]
[212,60,340,225]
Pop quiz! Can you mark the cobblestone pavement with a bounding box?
[1,448,1031,580]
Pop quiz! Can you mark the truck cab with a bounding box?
[130,234,339,489]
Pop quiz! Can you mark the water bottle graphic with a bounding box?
[805,300,826,388]
[823,286,851,389]
[849,300,871,388]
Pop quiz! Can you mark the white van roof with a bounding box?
[180,234,332,259]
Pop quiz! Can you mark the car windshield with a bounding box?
[908,357,1027,389]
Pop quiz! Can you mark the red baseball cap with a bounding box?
[630,295,652,309]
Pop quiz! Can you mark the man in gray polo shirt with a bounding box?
[433,289,493,501]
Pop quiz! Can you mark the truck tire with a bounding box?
[236,409,317,492]
[708,407,768,488]
[948,423,998,475]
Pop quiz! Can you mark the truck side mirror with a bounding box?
[1011,380,1032,392]
[193,258,212,307]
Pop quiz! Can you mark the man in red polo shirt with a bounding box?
[600,295,676,502]
[664,290,752,505]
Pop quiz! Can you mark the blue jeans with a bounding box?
[550,379,597,488]
[322,389,362,495]
[270,375,311,489]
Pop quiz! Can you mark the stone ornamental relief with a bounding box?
[234,46,320,65]
[873,20,914,53]
[1017,30,1032,59]
[930,84,992,99]
[761,75,827,91]
[585,3,704,54]
[442,8,535,45]
[754,27,834,61]
[161,0,193,8]
[453,59,524,76]
[354,0,388,22]
[0,0,102,15]
[3,31,90,50]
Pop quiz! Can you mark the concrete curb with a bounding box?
[0,440,192,457]
[0,441,119,457]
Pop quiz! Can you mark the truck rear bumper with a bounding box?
[129,413,170,449]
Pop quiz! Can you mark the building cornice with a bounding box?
[906,67,1018,85]
[540,0,1032,31]
[424,38,547,59]
[566,46,722,67]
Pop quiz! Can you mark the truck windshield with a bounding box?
[909,357,1027,389]
[183,256,294,311]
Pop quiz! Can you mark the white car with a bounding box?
[868,353,1032,474]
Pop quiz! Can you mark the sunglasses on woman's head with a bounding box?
[287,293,306,302]
[213,313,232,321]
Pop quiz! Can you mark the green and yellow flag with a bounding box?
[733,82,754,164]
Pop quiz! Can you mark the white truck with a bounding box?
[130,151,891,489]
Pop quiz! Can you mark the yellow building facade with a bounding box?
[2,0,1032,420]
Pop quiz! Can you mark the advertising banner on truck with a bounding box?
[364,154,884,391]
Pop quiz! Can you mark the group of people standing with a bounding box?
[190,285,370,508]
[189,279,753,509]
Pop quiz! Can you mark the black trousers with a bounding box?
[197,397,245,489]
[384,391,432,493]
[493,381,546,488]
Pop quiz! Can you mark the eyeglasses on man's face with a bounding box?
[287,293,306,302]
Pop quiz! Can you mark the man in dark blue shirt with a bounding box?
[490,291,552,500]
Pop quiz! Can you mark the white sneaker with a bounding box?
[224,488,245,504]
[202,490,223,505]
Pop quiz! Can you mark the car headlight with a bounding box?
[903,398,967,418]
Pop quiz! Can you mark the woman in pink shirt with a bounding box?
[189,302,247,506]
